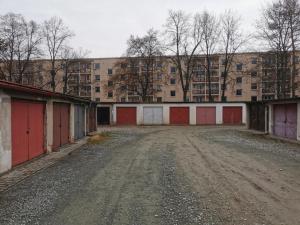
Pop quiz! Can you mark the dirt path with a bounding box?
[0,126,299,225]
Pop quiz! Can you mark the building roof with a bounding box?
[0,80,93,103]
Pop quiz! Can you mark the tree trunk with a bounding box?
[50,69,56,92]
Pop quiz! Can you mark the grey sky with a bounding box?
[1,0,271,57]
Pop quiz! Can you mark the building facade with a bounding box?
[4,51,300,102]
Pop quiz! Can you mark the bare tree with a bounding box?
[257,0,292,99]
[112,29,163,102]
[43,17,74,92]
[220,10,246,101]
[198,11,220,102]
[60,46,90,94]
[284,0,300,97]
[163,10,203,102]
[0,13,42,83]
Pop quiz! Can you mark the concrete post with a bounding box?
[70,104,75,142]
[190,105,196,125]
[0,91,11,174]
[46,100,53,153]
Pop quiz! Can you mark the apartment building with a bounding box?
[8,51,300,102]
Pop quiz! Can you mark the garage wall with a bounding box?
[0,91,11,174]
[112,103,246,125]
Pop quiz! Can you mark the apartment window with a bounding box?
[95,86,100,92]
[170,66,176,74]
[121,97,126,102]
[108,81,113,87]
[251,58,257,64]
[170,78,176,85]
[236,63,243,71]
[221,71,227,77]
[170,90,176,97]
[236,77,242,84]
[251,83,257,90]
[94,63,100,70]
[95,98,100,102]
[221,59,226,65]
[157,74,163,80]
[236,89,242,96]
[95,75,100,81]
[251,96,257,102]
[157,97,162,103]
[156,85,162,92]
[251,71,257,77]
[108,68,113,75]
[108,92,113,98]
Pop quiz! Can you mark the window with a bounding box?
[157,74,163,80]
[170,90,176,97]
[95,86,100,92]
[170,78,176,85]
[251,83,257,90]
[156,85,162,92]
[221,59,226,65]
[236,89,242,96]
[157,97,162,103]
[95,98,100,102]
[108,92,113,98]
[170,66,176,74]
[251,58,257,64]
[236,63,243,71]
[95,75,100,81]
[251,71,257,77]
[221,71,227,77]
[121,97,126,102]
[251,96,257,102]
[108,81,113,87]
[108,68,113,75]
[94,63,100,70]
[236,77,242,84]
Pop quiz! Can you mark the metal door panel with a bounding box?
[196,107,216,125]
[116,107,136,125]
[153,107,163,125]
[28,102,45,159]
[285,104,297,139]
[273,104,286,137]
[170,107,189,125]
[223,107,242,125]
[11,100,29,166]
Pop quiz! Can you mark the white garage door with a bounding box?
[143,107,163,125]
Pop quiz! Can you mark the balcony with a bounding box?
[192,90,205,95]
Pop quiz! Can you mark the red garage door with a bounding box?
[11,99,45,166]
[274,104,297,139]
[170,107,189,125]
[196,107,216,125]
[53,103,70,151]
[116,107,137,125]
[223,106,242,125]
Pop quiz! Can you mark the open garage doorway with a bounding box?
[97,107,110,125]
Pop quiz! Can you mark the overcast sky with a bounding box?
[1,0,272,58]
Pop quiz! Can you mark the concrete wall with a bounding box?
[112,103,247,125]
[0,91,11,174]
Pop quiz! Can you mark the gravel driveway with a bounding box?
[0,126,299,225]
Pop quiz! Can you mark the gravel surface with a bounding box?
[0,126,299,225]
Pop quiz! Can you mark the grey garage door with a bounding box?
[74,105,85,140]
[143,107,163,125]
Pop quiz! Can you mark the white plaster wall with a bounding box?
[70,104,75,142]
[0,91,11,174]
[112,103,247,126]
[268,104,274,135]
[46,100,53,153]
